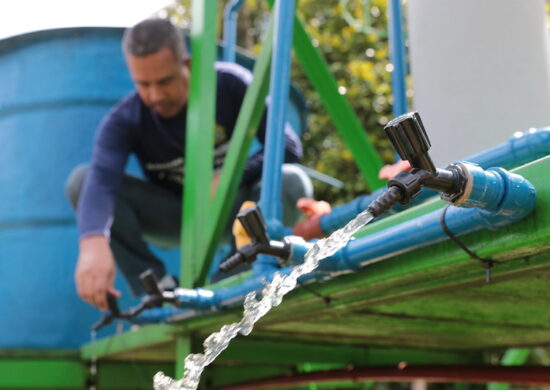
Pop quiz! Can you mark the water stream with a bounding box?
[153,209,374,390]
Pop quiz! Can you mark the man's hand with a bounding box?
[75,236,120,311]
[292,198,332,240]
[378,160,412,180]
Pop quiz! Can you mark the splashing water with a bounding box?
[153,209,374,390]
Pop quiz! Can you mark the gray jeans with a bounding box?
[65,164,312,295]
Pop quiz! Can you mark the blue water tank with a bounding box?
[0,27,146,348]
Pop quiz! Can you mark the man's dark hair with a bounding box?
[123,18,187,61]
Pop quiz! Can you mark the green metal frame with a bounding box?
[0,359,85,389]
[181,0,219,288]
[183,0,387,288]
[195,19,275,285]
[0,356,175,390]
[82,325,475,366]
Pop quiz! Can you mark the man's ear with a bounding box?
[184,57,191,69]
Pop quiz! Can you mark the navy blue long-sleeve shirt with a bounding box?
[78,62,302,238]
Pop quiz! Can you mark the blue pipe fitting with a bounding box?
[173,287,218,310]
[388,0,408,117]
[448,163,504,210]
[319,128,549,234]
[284,236,313,264]
[256,0,296,272]
[312,165,535,273]
[449,163,536,217]
[132,306,191,324]
[133,269,285,324]
[222,0,245,63]
[258,0,296,225]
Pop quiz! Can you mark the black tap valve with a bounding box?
[219,205,291,273]
[367,112,468,218]
[385,111,436,173]
[237,204,270,246]
[91,270,178,331]
[91,293,127,331]
[138,270,178,309]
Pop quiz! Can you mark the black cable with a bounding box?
[298,282,333,306]
[439,205,500,283]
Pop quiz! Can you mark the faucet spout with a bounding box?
[219,205,291,273]
[368,112,475,216]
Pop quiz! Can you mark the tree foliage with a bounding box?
[164,0,400,204]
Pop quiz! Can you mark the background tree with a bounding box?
[162,0,404,204]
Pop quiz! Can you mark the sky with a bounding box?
[0,0,173,40]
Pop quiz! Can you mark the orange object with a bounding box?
[292,198,332,240]
[232,201,257,248]
[378,159,412,180]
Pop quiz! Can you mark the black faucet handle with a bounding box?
[139,269,162,296]
[91,293,122,331]
[106,293,121,316]
[237,205,270,245]
[384,111,436,173]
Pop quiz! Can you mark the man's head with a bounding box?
[123,19,190,118]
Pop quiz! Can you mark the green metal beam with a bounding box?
[96,361,174,390]
[218,339,479,366]
[0,349,80,359]
[195,18,275,286]
[81,324,176,360]
[292,19,385,190]
[77,321,478,369]
[0,359,85,389]
[181,0,219,287]
[175,334,192,379]
[205,269,254,290]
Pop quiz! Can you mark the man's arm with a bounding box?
[75,105,135,310]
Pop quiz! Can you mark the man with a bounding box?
[66,19,311,311]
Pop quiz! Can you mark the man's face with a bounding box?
[126,47,189,118]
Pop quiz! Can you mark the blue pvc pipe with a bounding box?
[387,0,408,117]
[467,128,550,169]
[131,164,535,324]
[133,269,288,324]
[258,0,295,225]
[255,0,296,274]
[309,166,535,275]
[222,0,244,63]
[320,128,550,234]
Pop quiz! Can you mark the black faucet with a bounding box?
[219,205,291,273]
[92,270,178,331]
[219,112,469,272]
[367,112,468,217]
